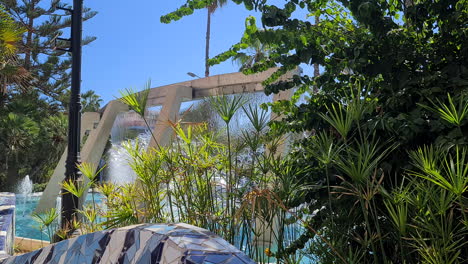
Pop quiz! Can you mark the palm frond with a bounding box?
[418,93,468,127]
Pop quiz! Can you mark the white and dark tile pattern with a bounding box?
[0,193,15,260]
[0,223,255,264]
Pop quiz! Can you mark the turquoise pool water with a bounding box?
[15,193,313,262]
[15,193,105,240]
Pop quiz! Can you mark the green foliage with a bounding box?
[410,146,468,198]
[0,4,29,93]
[243,103,269,133]
[32,183,47,192]
[209,94,246,125]
[233,36,272,72]
[163,0,468,262]
[54,162,106,237]
[0,91,68,190]
[100,93,318,262]
[81,90,103,112]
[118,81,150,118]
[0,4,21,58]
[32,208,59,243]
[0,0,98,190]
[0,112,40,152]
[77,162,105,184]
[0,0,97,99]
[420,93,468,127]
[118,81,160,147]
[319,103,353,140]
[62,179,89,198]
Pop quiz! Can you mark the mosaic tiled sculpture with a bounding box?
[0,223,255,264]
[0,193,15,260]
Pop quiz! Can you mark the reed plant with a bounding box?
[49,85,468,264]
[34,161,107,241]
[91,86,317,263]
[31,207,59,243]
[291,89,468,264]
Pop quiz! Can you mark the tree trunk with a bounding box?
[205,9,211,77]
[1,78,6,95]
[314,15,320,78]
[313,16,320,93]
[24,2,35,70]
[5,160,18,192]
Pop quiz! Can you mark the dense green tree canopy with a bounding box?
[0,0,96,101]
[163,0,468,262]
[163,0,468,175]
[0,1,99,191]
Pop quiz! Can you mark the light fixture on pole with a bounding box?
[187,72,201,78]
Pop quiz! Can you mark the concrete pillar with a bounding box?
[148,85,192,149]
[35,112,101,213]
[78,100,129,207]
[263,88,295,159]
[36,101,128,213]
[254,88,294,246]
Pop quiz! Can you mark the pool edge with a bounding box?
[14,236,50,253]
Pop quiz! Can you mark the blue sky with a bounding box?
[79,1,263,104]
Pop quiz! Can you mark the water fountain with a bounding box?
[105,133,151,184]
[16,176,33,217]
[103,111,157,184]
[17,175,33,197]
[103,94,272,186]
[14,175,49,240]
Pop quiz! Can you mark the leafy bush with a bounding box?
[161,0,467,262]
[32,183,47,193]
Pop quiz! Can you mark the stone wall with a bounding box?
[0,193,15,259]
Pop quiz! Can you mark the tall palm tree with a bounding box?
[205,0,227,77]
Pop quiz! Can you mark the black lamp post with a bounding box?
[62,0,83,229]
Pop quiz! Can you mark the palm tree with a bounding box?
[233,38,270,71]
[0,62,31,95]
[59,89,103,112]
[205,0,227,77]
[81,90,103,112]
[0,5,21,61]
[0,5,31,95]
[0,112,39,191]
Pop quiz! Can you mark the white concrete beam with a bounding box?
[141,68,300,108]
[148,85,193,149]
[78,100,129,207]
[36,101,129,213]
[35,112,101,213]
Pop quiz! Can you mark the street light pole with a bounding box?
[62,0,83,230]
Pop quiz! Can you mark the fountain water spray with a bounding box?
[104,111,156,185]
[16,175,33,216]
[17,175,33,196]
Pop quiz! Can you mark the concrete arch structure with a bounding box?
[36,68,301,214]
